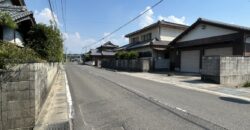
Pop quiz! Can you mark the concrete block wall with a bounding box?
[0,63,59,130]
[202,56,250,86]
[101,59,151,72]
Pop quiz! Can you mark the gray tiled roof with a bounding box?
[123,38,170,50]
[0,5,33,23]
[90,49,102,56]
[199,18,250,32]
[0,0,25,6]
[90,49,116,57]
[125,20,189,37]
[102,51,115,56]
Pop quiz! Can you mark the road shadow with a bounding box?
[219,97,250,104]
[182,79,203,84]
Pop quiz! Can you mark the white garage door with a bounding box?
[181,50,200,73]
[205,47,232,56]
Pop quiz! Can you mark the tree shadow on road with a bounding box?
[219,97,250,104]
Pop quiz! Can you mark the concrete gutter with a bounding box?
[34,66,74,130]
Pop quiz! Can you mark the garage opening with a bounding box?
[181,50,200,73]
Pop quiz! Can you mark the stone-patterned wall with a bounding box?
[202,56,250,86]
[0,63,59,130]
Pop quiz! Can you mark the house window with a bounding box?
[131,37,139,43]
[141,33,152,42]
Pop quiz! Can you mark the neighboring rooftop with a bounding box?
[0,5,34,23]
[125,20,189,37]
[170,18,250,44]
[119,38,170,50]
[90,41,119,57]
[0,0,25,6]
[198,18,250,32]
[97,41,119,49]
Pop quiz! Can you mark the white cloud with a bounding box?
[63,32,96,54]
[138,6,188,27]
[139,6,155,28]
[34,8,61,26]
[102,32,128,46]
[63,31,128,54]
[103,32,111,37]
[158,15,188,25]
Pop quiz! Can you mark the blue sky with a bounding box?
[26,0,250,53]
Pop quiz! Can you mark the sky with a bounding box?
[25,0,250,54]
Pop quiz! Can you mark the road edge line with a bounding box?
[64,69,74,130]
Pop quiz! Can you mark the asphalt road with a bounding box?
[65,64,250,130]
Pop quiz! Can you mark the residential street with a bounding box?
[65,64,250,130]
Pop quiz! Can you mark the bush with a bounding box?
[243,82,250,88]
[116,51,138,59]
[0,41,43,69]
[84,54,91,61]
[128,51,138,59]
[116,51,128,59]
[25,24,63,62]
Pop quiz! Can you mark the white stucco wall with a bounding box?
[160,26,184,41]
[3,27,24,47]
[129,28,159,43]
[179,24,237,42]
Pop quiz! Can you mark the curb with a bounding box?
[64,70,74,130]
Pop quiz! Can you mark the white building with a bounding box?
[120,20,188,70]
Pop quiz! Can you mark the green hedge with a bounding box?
[25,24,64,62]
[115,51,139,59]
[0,41,43,69]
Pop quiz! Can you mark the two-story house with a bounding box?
[0,0,35,47]
[120,20,188,70]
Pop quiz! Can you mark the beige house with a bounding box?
[120,20,188,70]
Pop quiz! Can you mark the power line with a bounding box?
[82,0,164,50]
[47,0,57,27]
[61,0,67,32]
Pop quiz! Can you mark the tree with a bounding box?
[25,24,64,62]
[0,12,17,29]
[128,51,139,59]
